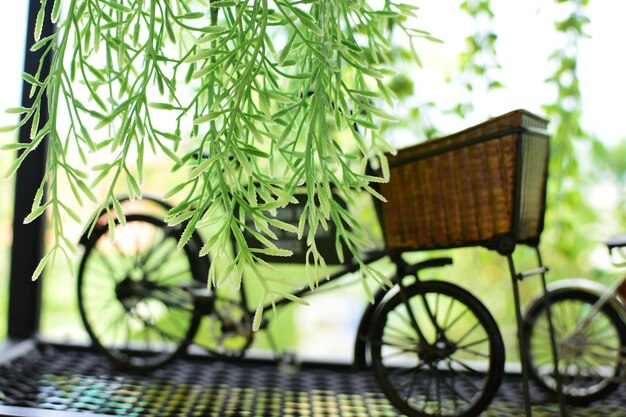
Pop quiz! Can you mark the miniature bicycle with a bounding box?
[523,235,626,404]
[76,195,505,417]
[76,109,556,417]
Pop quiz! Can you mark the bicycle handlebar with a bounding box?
[604,234,626,267]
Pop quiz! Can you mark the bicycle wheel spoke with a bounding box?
[447,358,484,392]
[457,335,490,350]
[436,378,462,415]
[442,305,470,334]
[455,346,490,359]
[399,366,424,406]
[93,250,123,283]
[151,267,194,285]
[381,324,419,346]
[131,306,180,345]
[584,320,616,340]
[382,345,421,359]
[443,359,472,403]
[435,366,443,415]
[442,297,456,330]
[453,320,481,346]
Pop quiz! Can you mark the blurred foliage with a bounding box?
[450,0,502,116]
[0,134,14,339]
[541,0,597,275]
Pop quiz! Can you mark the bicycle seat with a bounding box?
[603,235,626,251]
[405,257,453,275]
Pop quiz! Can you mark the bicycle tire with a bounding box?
[523,288,626,404]
[369,280,505,417]
[77,214,205,371]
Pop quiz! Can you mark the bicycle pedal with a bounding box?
[278,352,301,378]
[188,287,211,300]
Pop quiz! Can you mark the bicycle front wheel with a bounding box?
[523,288,626,404]
[370,281,504,417]
[78,214,205,371]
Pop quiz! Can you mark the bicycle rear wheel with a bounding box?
[523,288,626,404]
[369,281,504,417]
[77,214,205,371]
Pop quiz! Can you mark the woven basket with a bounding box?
[379,109,550,252]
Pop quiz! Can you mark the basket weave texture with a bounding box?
[380,110,549,251]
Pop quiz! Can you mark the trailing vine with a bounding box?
[1,0,425,324]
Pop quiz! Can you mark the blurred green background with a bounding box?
[1,0,626,364]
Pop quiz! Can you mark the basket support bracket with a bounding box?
[506,249,567,417]
[516,266,550,281]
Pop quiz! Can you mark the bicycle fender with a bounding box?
[79,195,173,246]
[353,285,391,370]
[524,278,626,318]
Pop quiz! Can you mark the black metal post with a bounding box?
[506,254,533,417]
[7,0,55,339]
[535,248,567,417]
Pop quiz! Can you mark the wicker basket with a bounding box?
[379,109,550,252]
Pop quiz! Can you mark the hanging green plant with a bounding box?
[1,0,426,314]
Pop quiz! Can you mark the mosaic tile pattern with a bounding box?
[0,344,624,417]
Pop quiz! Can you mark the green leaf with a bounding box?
[31,251,51,281]
[85,63,106,81]
[239,144,269,158]
[5,106,30,114]
[348,89,381,99]
[159,143,183,166]
[197,32,226,44]
[251,247,293,257]
[112,198,125,226]
[51,0,63,23]
[273,290,309,305]
[210,1,235,8]
[295,15,323,36]
[164,15,176,42]
[252,299,264,331]
[77,179,97,203]
[94,114,116,130]
[365,10,400,17]
[80,125,97,152]
[155,129,181,141]
[202,25,228,33]
[34,4,45,41]
[30,34,55,52]
[177,217,198,249]
[62,203,82,223]
[193,111,225,124]
[278,35,295,65]
[24,202,49,224]
[185,48,216,63]
[0,142,27,150]
[177,12,205,19]
[0,125,17,132]
[32,183,45,212]
[101,0,131,13]
[22,72,42,87]
[90,166,111,187]
[163,182,188,199]
[266,218,298,233]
